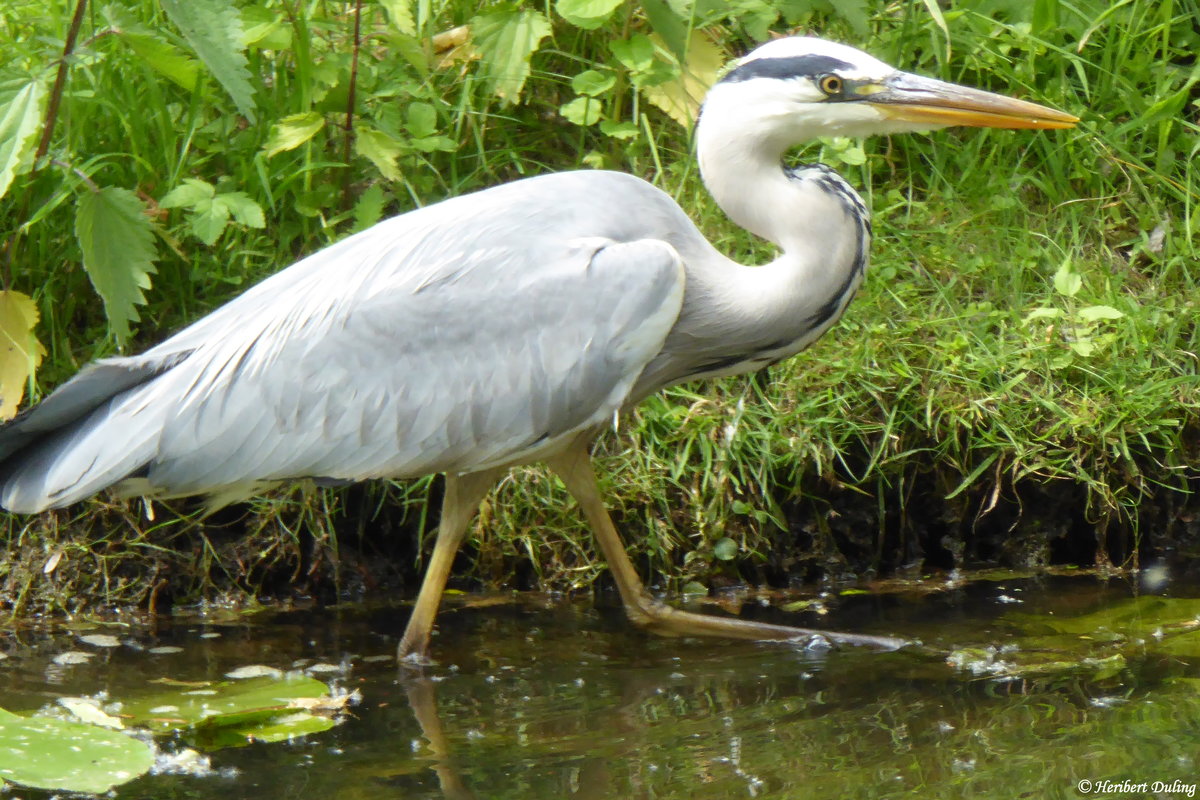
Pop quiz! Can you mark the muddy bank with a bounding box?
[3,455,1198,620]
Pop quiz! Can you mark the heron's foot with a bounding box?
[624,593,907,651]
[397,625,438,666]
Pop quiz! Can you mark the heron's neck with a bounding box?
[665,105,871,379]
[697,113,842,255]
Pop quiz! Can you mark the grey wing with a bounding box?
[0,204,686,511]
[146,234,686,496]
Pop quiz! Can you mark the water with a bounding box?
[2,577,1199,799]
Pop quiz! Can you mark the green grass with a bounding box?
[0,0,1196,613]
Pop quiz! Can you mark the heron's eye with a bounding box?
[818,74,843,96]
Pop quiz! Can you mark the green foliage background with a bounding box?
[0,0,1197,612]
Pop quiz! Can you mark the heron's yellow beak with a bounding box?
[860,72,1078,130]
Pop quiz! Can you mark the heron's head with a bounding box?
[699,37,1077,148]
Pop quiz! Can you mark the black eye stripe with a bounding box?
[718,54,855,84]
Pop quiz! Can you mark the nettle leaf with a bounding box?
[0,290,46,420]
[555,0,625,30]
[352,183,386,232]
[74,188,157,347]
[0,706,154,794]
[560,96,602,126]
[355,124,403,181]
[264,111,325,158]
[102,5,202,90]
[0,80,46,201]
[379,0,416,36]
[161,0,257,122]
[120,32,202,90]
[471,8,552,105]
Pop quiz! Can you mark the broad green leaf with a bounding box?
[712,537,738,561]
[572,69,616,97]
[119,32,201,90]
[355,124,403,181]
[216,192,265,229]
[611,35,655,73]
[119,674,337,748]
[409,135,456,153]
[161,0,257,122]
[1011,596,1200,639]
[643,30,723,127]
[555,0,625,30]
[599,119,639,139]
[405,102,438,138]
[471,9,552,105]
[0,708,154,794]
[0,290,46,420]
[241,5,291,50]
[264,111,325,158]
[1022,307,1062,323]
[353,183,386,232]
[1077,305,1124,322]
[0,80,46,201]
[199,710,335,749]
[74,188,157,346]
[160,177,215,208]
[559,96,602,126]
[1052,260,1081,297]
[188,198,230,245]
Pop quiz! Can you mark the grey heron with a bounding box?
[0,37,1076,661]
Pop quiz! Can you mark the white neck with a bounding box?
[695,89,856,258]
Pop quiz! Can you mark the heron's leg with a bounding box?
[547,439,905,650]
[398,468,501,662]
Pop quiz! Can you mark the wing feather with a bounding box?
[0,172,693,510]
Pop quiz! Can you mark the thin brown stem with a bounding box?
[341,0,364,208]
[36,0,89,162]
[4,0,89,290]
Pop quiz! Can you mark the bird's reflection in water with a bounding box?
[403,677,477,800]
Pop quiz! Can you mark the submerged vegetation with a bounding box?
[0,0,1197,614]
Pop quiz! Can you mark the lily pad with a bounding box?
[1009,596,1200,638]
[118,674,338,748]
[0,705,154,793]
[947,596,1200,682]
